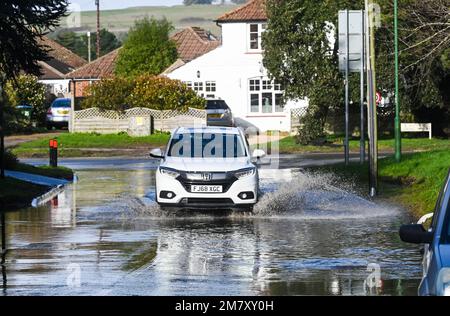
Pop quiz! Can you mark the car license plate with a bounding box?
[58,110,69,115]
[191,185,223,193]
[208,114,221,118]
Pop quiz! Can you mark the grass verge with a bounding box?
[310,150,450,218]
[0,178,49,210]
[12,163,74,181]
[12,132,171,158]
[276,136,450,154]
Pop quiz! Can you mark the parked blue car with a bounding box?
[400,168,450,296]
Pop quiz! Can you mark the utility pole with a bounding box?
[360,11,365,164]
[394,0,402,161]
[95,0,100,59]
[87,31,92,63]
[365,0,378,197]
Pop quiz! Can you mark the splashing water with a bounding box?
[85,170,398,221]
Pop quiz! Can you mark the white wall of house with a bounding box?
[167,22,308,132]
[39,79,71,97]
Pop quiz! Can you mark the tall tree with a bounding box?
[0,0,68,178]
[263,0,355,143]
[115,17,178,78]
[264,0,450,141]
[56,29,122,61]
[378,0,450,133]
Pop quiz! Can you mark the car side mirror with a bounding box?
[150,148,164,159]
[399,224,433,244]
[252,149,266,159]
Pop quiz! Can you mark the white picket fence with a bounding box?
[71,107,206,135]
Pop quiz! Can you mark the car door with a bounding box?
[419,172,450,295]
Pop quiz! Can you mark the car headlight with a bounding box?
[234,167,256,179]
[160,167,180,178]
[437,268,450,296]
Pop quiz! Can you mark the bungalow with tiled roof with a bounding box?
[37,36,87,97]
[166,0,307,132]
[66,26,220,99]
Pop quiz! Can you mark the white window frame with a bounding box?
[248,78,285,114]
[205,81,216,93]
[248,23,267,52]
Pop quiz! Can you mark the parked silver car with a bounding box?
[46,98,71,129]
[206,99,234,127]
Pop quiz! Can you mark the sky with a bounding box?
[71,0,185,11]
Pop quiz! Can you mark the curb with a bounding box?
[31,185,66,207]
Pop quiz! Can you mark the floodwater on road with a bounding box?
[0,160,422,296]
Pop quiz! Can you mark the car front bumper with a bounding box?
[156,171,258,210]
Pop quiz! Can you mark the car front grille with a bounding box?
[181,198,234,205]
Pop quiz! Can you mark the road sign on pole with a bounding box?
[339,10,365,72]
[339,10,366,165]
[376,91,382,104]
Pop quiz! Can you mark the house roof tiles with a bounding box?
[65,48,120,79]
[171,26,220,62]
[216,0,267,23]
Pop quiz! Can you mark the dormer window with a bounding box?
[249,23,267,51]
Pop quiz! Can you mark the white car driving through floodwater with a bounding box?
[150,127,265,211]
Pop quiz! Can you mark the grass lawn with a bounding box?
[276,136,450,154]
[12,132,171,158]
[311,150,450,218]
[12,163,74,181]
[0,177,49,210]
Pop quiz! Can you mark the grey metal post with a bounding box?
[0,83,4,179]
[69,80,76,133]
[87,31,91,63]
[344,10,350,165]
[1,212,6,288]
[360,11,365,164]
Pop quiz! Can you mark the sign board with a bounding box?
[338,10,365,72]
[376,92,382,104]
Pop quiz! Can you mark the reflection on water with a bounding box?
[0,167,422,296]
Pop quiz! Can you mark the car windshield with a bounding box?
[167,132,246,158]
[206,100,229,110]
[52,99,71,108]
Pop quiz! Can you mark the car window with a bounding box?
[206,100,229,110]
[52,99,71,108]
[431,172,450,232]
[439,173,450,244]
[167,133,246,158]
[444,201,450,244]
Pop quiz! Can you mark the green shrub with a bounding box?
[81,75,205,112]
[82,77,134,111]
[129,75,205,111]
[4,150,19,169]
[296,110,326,145]
[5,74,48,125]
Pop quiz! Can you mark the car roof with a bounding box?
[175,127,241,135]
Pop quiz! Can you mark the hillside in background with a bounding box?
[56,4,237,38]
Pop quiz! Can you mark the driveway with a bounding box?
[4,132,63,148]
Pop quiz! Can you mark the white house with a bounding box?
[166,0,308,132]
